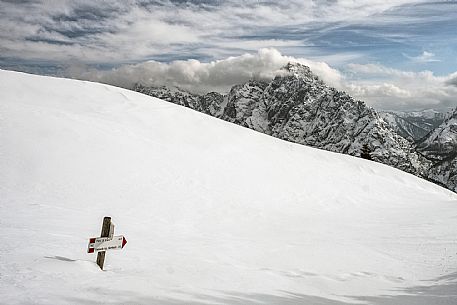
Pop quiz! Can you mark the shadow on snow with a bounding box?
[64,272,457,305]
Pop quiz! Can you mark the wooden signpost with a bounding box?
[87,217,127,270]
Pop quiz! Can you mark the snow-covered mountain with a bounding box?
[379,110,446,141]
[397,109,447,122]
[2,69,457,304]
[136,63,430,180]
[134,63,457,192]
[416,108,457,160]
[416,108,457,191]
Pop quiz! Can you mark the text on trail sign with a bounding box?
[87,235,127,253]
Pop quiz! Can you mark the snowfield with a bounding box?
[1,70,457,305]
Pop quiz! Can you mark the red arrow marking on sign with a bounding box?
[122,237,127,248]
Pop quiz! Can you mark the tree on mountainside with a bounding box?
[361,144,372,161]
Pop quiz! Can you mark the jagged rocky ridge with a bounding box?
[134,63,456,192]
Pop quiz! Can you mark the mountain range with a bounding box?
[134,63,456,192]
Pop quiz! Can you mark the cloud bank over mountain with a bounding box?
[67,48,457,111]
[67,48,341,93]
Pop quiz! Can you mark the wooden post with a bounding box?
[96,216,112,270]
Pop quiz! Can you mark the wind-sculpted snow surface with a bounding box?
[1,70,457,304]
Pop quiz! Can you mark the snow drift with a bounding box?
[0,70,456,304]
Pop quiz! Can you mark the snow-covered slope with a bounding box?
[136,63,430,181]
[1,70,457,305]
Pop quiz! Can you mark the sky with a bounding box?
[1,0,457,111]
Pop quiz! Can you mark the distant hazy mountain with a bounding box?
[416,109,457,160]
[379,110,445,142]
[134,63,457,192]
[416,108,457,191]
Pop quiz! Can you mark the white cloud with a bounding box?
[403,51,441,63]
[66,48,343,93]
[344,63,457,111]
[445,72,457,87]
[66,48,456,111]
[346,83,412,98]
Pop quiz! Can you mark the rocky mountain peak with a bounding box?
[283,62,312,75]
[280,62,322,84]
